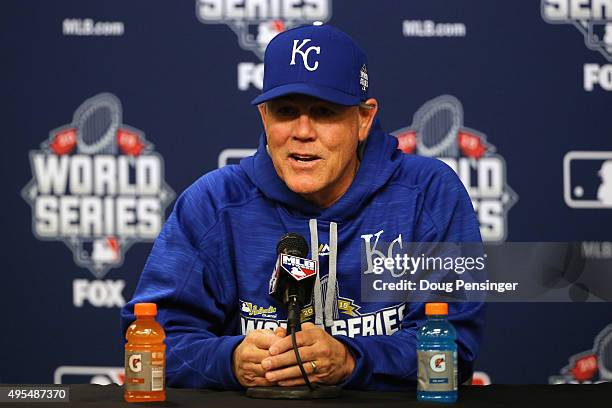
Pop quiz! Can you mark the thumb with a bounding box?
[274,326,287,337]
[301,322,318,331]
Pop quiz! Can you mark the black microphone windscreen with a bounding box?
[277,233,309,258]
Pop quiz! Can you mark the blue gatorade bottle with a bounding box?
[417,303,458,403]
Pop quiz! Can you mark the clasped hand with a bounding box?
[232,323,355,387]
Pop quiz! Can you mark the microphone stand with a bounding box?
[246,296,341,399]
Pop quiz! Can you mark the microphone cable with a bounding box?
[291,330,314,390]
[287,298,315,390]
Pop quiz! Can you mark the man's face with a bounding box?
[258,94,377,208]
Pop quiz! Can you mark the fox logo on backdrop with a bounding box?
[22,93,175,278]
[196,0,332,59]
[392,95,518,242]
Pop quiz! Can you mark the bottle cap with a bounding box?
[425,303,448,315]
[134,303,157,317]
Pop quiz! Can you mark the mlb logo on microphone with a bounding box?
[564,151,612,208]
[281,254,317,280]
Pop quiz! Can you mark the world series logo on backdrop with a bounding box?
[392,95,518,242]
[541,0,612,90]
[549,323,612,384]
[21,93,175,307]
[195,0,332,91]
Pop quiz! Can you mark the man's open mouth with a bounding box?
[289,154,320,162]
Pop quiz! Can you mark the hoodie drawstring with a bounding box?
[309,219,338,327]
[326,221,338,327]
[309,219,323,326]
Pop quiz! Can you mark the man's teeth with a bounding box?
[292,155,317,161]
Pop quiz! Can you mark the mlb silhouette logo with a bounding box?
[587,22,612,50]
[253,20,285,48]
[564,151,612,208]
[54,366,124,385]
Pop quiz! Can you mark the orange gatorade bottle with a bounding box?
[124,303,166,403]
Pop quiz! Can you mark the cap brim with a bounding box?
[251,83,361,106]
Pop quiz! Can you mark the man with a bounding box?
[121,23,484,391]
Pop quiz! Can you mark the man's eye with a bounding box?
[274,106,298,117]
[311,106,336,117]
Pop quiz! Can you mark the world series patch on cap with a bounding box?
[251,23,369,106]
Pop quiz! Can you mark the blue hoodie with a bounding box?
[120,121,485,391]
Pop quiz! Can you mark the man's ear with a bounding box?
[257,103,268,133]
[358,98,379,142]
[258,104,272,149]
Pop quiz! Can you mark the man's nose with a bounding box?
[293,113,316,141]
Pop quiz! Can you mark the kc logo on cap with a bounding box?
[290,39,321,72]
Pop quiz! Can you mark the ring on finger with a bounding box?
[310,360,318,374]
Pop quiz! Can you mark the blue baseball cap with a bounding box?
[251,23,369,106]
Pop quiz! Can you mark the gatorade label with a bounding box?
[125,351,165,392]
[417,350,457,392]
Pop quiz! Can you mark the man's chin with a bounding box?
[284,180,323,197]
[288,185,321,197]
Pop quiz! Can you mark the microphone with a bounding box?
[247,233,341,399]
[269,233,316,334]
